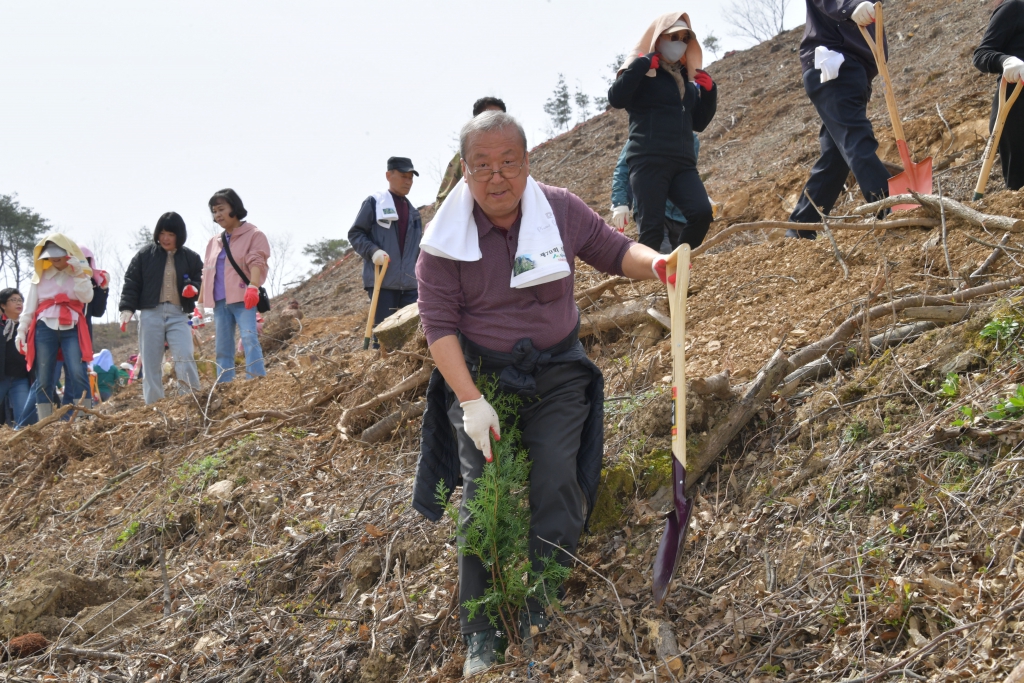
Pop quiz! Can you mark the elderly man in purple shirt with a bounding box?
[413,111,666,675]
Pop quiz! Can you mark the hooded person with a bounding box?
[15,234,95,417]
[91,349,119,402]
[119,212,203,404]
[607,12,717,253]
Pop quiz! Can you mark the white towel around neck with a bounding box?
[373,190,399,228]
[421,177,571,288]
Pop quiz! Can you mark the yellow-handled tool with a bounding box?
[363,257,389,350]
[974,77,1023,200]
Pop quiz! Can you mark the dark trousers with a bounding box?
[991,82,1024,191]
[629,156,712,251]
[446,361,591,634]
[661,217,688,254]
[364,288,417,349]
[789,61,890,238]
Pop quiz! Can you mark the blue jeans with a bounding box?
[214,300,265,382]
[33,321,90,406]
[788,61,891,238]
[0,377,34,427]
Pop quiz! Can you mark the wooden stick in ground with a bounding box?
[853,193,1024,233]
[803,189,849,278]
[938,179,955,285]
[157,530,172,617]
[691,218,938,257]
[969,233,1010,286]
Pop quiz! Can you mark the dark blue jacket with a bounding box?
[607,56,717,166]
[800,0,885,79]
[348,195,421,291]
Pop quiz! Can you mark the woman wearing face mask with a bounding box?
[608,12,717,252]
[0,288,36,427]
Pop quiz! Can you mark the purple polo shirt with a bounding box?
[416,182,634,353]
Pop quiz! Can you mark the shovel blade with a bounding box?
[652,458,694,605]
[888,141,933,210]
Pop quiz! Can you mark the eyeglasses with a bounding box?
[5,297,23,304]
[464,156,527,182]
[664,32,691,43]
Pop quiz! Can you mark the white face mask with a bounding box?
[657,37,687,64]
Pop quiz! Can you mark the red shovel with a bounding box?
[652,245,694,606]
[858,3,932,210]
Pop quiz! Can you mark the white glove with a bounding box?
[15,327,27,355]
[460,396,501,463]
[195,304,205,319]
[852,1,876,26]
[66,256,85,275]
[371,249,390,266]
[119,311,132,326]
[1004,56,1024,84]
[610,205,629,231]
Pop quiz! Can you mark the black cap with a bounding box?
[387,156,419,176]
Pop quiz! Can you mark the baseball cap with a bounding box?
[387,156,419,176]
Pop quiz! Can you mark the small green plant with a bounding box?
[843,421,868,444]
[980,316,1021,350]
[951,405,976,427]
[887,522,909,540]
[939,372,960,399]
[985,384,1024,421]
[173,453,225,492]
[760,663,783,677]
[437,375,570,639]
[113,521,140,550]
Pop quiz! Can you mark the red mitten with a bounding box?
[95,270,110,289]
[182,283,199,298]
[244,285,260,309]
[694,70,714,91]
[647,53,661,70]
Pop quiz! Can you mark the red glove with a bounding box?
[694,70,713,92]
[646,53,660,70]
[95,270,110,289]
[652,258,676,285]
[182,283,199,298]
[244,285,260,309]
[191,309,205,328]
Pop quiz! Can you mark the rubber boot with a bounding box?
[463,628,498,677]
[36,403,53,420]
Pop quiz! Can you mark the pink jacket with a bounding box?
[201,222,271,307]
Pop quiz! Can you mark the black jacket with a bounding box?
[800,0,884,79]
[413,325,606,528]
[88,283,108,319]
[119,243,204,314]
[974,0,1024,75]
[0,320,32,383]
[608,56,717,166]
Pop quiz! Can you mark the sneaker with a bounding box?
[518,609,550,657]
[463,628,498,677]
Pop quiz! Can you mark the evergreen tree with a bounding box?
[0,194,50,287]
[302,237,350,269]
[574,84,591,124]
[704,32,722,59]
[543,74,573,132]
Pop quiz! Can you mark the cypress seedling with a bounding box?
[437,375,570,642]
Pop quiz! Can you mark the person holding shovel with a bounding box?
[787,1,891,238]
[411,111,669,676]
[974,0,1024,191]
[607,12,717,252]
[348,157,423,348]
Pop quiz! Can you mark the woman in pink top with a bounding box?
[196,189,271,382]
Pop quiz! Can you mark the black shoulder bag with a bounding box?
[221,232,271,313]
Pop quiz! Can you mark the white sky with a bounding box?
[0,1,805,298]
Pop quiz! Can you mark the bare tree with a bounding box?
[724,0,791,44]
[267,233,297,297]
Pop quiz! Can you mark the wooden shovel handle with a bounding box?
[974,78,1023,199]
[858,3,907,144]
[363,258,390,348]
[665,246,690,468]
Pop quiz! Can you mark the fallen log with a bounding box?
[691,218,939,257]
[359,400,427,443]
[853,193,1024,233]
[372,302,421,352]
[337,365,434,432]
[690,370,736,400]
[578,298,651,338]
[575,276,632,308]
[901,306,975,323]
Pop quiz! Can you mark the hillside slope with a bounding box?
[2,1,1024,682]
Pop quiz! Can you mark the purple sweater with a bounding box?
[416,183,635,353]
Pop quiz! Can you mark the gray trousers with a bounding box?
[447,361,591,634]
[138,303,200,405]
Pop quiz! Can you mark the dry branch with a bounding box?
[969,233,1010,286]
[691,218,938,256]
[690,370,736,400]
[853,193,1024,233]
[575,276,631,307]
[901,305,975,323]
[4,405,74,446]
[578,298,650,338]
[359,400,426,443]
[337,365,433,432]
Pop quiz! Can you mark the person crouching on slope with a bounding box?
[16,235,95,417]
[608,12,717,252]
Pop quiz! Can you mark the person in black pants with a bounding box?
[974,0,1024,191]
[788,1,891,238]
[608,12,717,252]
